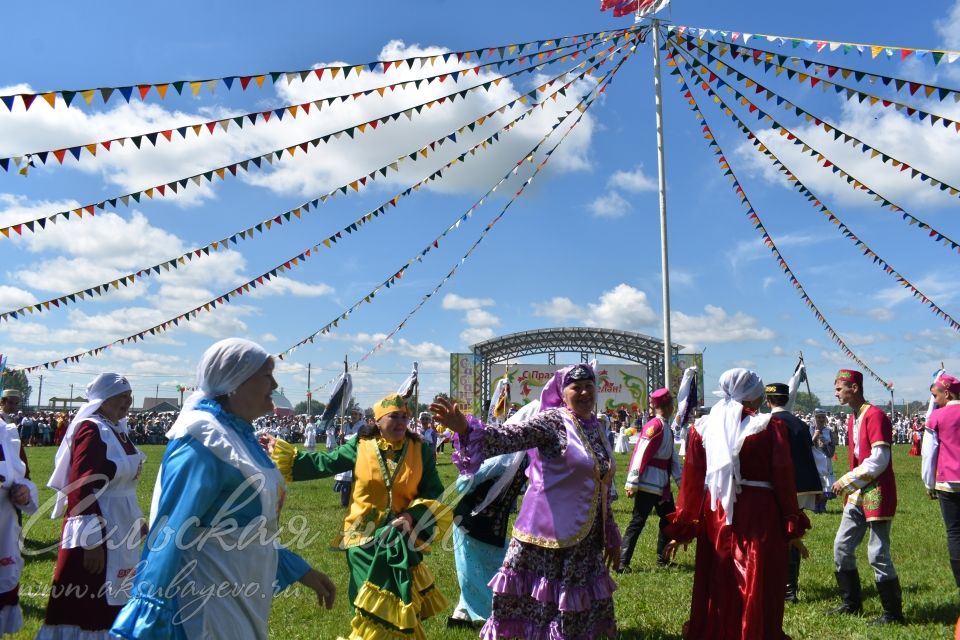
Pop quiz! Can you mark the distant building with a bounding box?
[272,390,294,417]
[142,397,180,411]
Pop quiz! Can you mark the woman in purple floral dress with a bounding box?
[432,364,620,640]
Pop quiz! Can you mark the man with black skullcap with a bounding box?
[828,369,904,624]
[765,382,822,603]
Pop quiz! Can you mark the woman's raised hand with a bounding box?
[429,397,469,436]
[258,433,277,456]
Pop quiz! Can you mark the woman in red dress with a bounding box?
[909,416,923,456]
[664,368,811,640]
[36,374,146,640]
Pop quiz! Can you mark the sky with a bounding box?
[0,0,957,411]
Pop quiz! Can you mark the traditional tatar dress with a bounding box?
[272,431,449,640]
[111,400,311,639]
[455,408,620,640]
[909,418,923,457]
[0,420,38,636]
[665,410,810,640]
[38,415,145,640]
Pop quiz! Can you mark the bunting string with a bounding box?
[5,45,634,375]
[704,37,960,105]
[2,31,631,174]
[667,24,960,65]
[672,38,960,250]
[0,27,628,113]
[669,42,960,332]
[0,41,631,322]
[280,43,634,384]
[667,44,891,388]
[675,34,960,200]
[669,32,960,135]
[0,31,635,237]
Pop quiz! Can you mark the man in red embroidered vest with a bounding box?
[617,388,680,572]
[828,369,904,624]
[921,372,960,590]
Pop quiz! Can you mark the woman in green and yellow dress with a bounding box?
[261,393,450,640]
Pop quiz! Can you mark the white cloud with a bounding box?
[461,326,496,344]
[442,293,494,310]
[726,232,823,271]
[936,1,960,50]
[837,332,887,346]
[443,292,500,346]
[0,36,606,216]
[734,98,960,211]
[532,296,583,322]
[607,164,657,192]
[246,277,334,299]
[735,359,755,368]
[588,191,632,218]
[772,346,785,356]
[261,333,278,343]
[866,307,895,322]
[671,305,775,345]
[585,284,658,330]
[464,309,500,327]
[0,285,38,309]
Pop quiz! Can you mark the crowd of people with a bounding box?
[0,346,958,639]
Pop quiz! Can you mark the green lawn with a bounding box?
[12,444,956,639]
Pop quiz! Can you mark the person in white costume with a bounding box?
[0,414,38,636]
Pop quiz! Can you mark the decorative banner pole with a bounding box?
[650,15,673,388]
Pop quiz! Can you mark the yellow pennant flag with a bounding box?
[871,46,883,59]
[190,82,203,96]
[81,89,96,105]
[41,93,56,108]
[156,84,170,99]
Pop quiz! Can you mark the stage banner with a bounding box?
[490,363,649,414]
[450,353,483,415]
[671,353,705,406]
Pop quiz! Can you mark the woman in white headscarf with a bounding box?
[36,373,146,640]
[111,338,335,640]
[663,368,811,640]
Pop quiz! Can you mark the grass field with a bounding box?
[11,444,956,639]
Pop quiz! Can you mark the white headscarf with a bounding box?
[700,368,767,525]
[168,338,269,439]
[48,373,132,515]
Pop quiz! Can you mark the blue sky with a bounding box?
[0,0,957,410]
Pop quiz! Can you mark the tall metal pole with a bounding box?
[651,18,672,389]
[306,363,312,420]
[37,374,43,409]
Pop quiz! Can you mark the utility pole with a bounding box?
[36,375,43,409]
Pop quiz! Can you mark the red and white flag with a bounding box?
[600,0,670,18]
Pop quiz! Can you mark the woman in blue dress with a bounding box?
[111,338,336,639]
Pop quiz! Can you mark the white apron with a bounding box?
[153,411,285,640]
[0,424,38,634]
[76,417,146,606]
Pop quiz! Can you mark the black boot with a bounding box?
[785,546,801,603]
[868,577,905,625]
[825,569,863,615]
